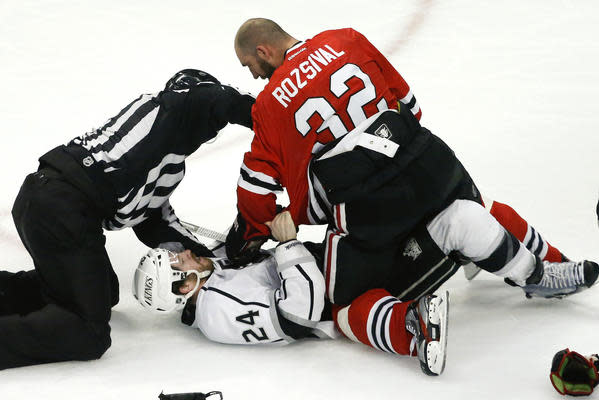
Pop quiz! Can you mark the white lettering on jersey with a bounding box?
[272,87,291,107]
[287,47,306,61]
[299,61,317,79]
[271,44,347,108]
[291,68,307,90]
[281,77,299,98]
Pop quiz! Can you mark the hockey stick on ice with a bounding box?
[181,220,227,243]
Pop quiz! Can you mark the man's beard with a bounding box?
[258,57,277,79]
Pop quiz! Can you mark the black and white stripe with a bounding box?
[30,79,255,259]
[57,81,249,255]
[160,203,199,243]
[399,89,420,116]
[307,161,332,224]
[272,241,325,339]
[278,272,288,300]
[70,92,191,231]
[275,263,318,327]
[395,257,459,301]
[474,230,521,273]
[523,226,549,260]
[103,153,186,229]
[295,264,315,320]
[367,296,401,354]
[237,163,283,196]
[74,94,160,165]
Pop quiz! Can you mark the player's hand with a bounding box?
[265,211,297,242]
[225,212,267,266]
[550,348,599,396]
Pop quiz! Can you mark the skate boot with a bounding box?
[523,260,599,299]
[405,291,449,376]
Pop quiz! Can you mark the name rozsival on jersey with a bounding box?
[271,43,346,108]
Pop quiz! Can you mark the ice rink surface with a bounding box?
[1,1,599,398]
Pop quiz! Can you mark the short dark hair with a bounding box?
[235,18,292,54]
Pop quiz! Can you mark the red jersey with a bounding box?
[237,28,421,240]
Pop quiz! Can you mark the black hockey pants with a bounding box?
[311,110,481,305]
[0,167,119,369]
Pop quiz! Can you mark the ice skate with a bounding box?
[405,291,449,376]
[523,260,599,299]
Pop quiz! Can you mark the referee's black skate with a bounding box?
[523,260,599,299]
[405,291,449,376]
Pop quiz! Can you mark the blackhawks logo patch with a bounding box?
[403,238,422,260]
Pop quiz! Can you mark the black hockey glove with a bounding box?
[550,348,599,396]
[180,302,196,326]
[158,391,222,400]
[225,212,267,267]
[187,241,214,258]
[223,86,254,129]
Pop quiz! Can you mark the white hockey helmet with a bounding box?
[133,248,209,312]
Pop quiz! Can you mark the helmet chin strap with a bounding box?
[182,269,211,300]
[196,269,213,280]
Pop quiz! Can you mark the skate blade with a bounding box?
[426,291,449,375]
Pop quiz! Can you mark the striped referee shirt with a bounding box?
[40,80,254,255]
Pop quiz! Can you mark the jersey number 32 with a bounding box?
[294,63,388,144]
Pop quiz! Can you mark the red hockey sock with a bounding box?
[488,200,565,262]
[332,289,414,355]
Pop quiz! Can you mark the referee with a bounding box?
[0,69,254,369]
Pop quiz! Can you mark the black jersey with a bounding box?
[38,81,254,255]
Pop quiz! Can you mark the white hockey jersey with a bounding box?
[191,240,339,345]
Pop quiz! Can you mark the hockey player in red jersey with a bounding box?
[232,20,419,248]
[227,19,590,376]
[229,17,566,266]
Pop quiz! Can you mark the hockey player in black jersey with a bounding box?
[0,69,254,370]
[226,107,599,376]
[303,108,599,375]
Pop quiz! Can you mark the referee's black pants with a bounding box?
[0,167,119,369]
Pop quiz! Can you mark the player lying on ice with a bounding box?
[133,211,449,375]
[134,199,599,379]
[133,211,340,345]
[221,107,599,376]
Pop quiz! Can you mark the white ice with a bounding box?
[1,1,598,399]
